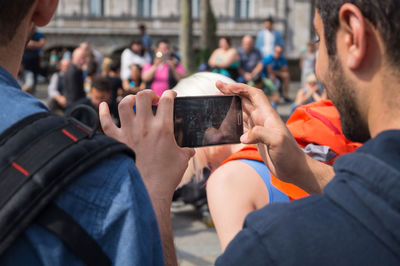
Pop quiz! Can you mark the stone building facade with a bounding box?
[42,0,314,58]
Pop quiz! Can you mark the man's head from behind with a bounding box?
[314,0,400,143]
[241,35,254,53]
[0,0,58,46]
[91,77,112,110]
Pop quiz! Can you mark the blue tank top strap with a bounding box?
[237,159,289,203]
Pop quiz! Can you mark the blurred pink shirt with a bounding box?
[142,62,185,97]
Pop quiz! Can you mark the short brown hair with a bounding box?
[0,0,36,45]
[316,0,400,66]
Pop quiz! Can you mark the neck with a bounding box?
[367,76,400,138]
[0,18,34,78]
[0,42,26,78]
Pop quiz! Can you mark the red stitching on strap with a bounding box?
[62,129,78,142]
[12,162,29,176]
[76,124,90,134]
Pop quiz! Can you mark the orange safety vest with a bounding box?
[221,100,362,201]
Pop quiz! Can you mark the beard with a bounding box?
[323,57,371,143]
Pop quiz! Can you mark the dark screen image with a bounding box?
[174,96,243,148]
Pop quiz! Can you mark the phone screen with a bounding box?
[174,95,243,148]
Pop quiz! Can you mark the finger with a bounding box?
[99,102,120,138]
[217,81,275,112]
[136,90,159,121]
[118,95,136,129]
[157,90,176,127]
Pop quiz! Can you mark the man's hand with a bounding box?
[216,82,334,194]
[99,90,195,201]
[100,90,195,266]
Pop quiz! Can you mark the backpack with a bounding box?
[0,108,135,266]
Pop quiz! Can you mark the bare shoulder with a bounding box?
[207,160,268,207]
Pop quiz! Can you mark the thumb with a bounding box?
[241,126,274,145]
[182,147,196,159]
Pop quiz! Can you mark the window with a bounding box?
[138,0,153,17]
[89,0,104,16]
[192,0,201,19]
[235,0,250,19]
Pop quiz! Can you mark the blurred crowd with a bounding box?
[19,17,326,125]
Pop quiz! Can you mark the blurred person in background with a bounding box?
[237,35,263,83]
[122,64,145,96]
[17,64,35,95]
[255,17,285,58]
[247,75,280,108]
[80,42,103,76]
[22,26,45,94]
[292,73,327,113]
[208,37,240,80]
[121,39,151,83]
[139,24,152,53]
[47,58,71,114]
[300,41,318,88]
[63,47,86,107]
[264,45,291,102]
[68,76,116,127]
[142,39,185,97]
[104,60,123,108]
[83,60,98,95]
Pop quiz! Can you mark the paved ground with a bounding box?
[36,81,300,266]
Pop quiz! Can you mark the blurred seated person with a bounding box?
[264,45,291,102]
[47,58,71,114]
[237,35,263,83]
[17,64,35,95]
[84,60,98,95]
[122,64,145,96]
[64,47,86,107]
[208,37,240,80]
[248,75,280,108]
[121,39,151,82]
[142,39,185,97]
[68,76,117,128]
[292,73,327,113]
[104,60,122,116]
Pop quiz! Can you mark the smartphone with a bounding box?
[173,95,243,148]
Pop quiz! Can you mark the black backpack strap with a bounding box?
[37,203,111,266]
[0,112,135,265]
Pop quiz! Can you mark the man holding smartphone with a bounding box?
[101,0,400,265]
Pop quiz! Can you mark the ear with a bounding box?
[31,0,59,27]
[338,3,368,69]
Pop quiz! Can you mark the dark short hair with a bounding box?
[91,77,112,93]
[316,0,400,66]
[130,38,143,47]
[220,37,232,47]
[156,39,170,48]
[265,16,274,24]
[110,60,120,72]
[86,60,98,76]
[0,0,36,45]
[139,24,146,31]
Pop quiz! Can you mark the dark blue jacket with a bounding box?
[216,130,400,265]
